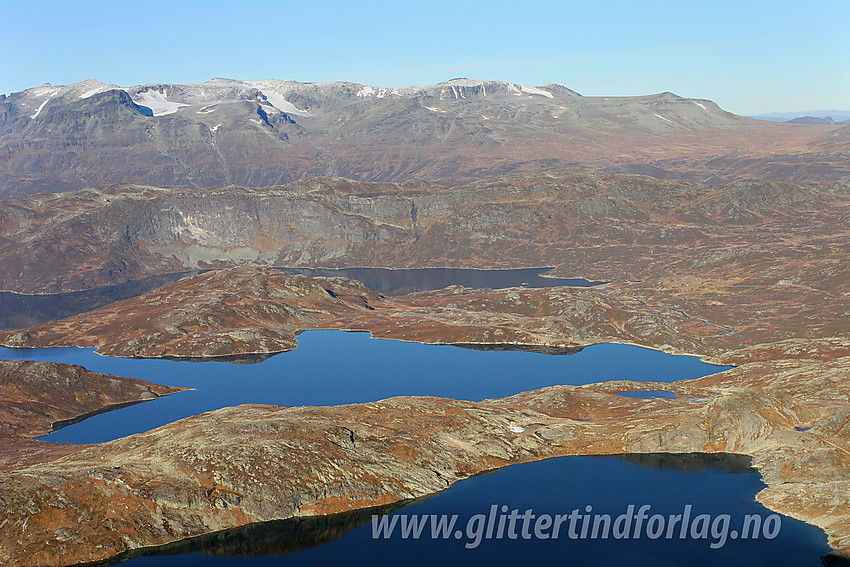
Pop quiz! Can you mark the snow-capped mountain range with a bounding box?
[0,78,845,198]
[13,77,582,120]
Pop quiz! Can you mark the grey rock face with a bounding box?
[0,77,775,198]
[1,168,846,293]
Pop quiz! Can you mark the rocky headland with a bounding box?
[0,168,848,565]
[1,170,847,296]
[0,337,847,566]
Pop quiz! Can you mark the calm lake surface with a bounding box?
[0,330,729,444]
[102,454,834,566]
[278,267,603,295]
[617,390,679,400]
[2,331,837,565]
[0,267,600,329]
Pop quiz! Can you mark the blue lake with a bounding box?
[0,267,601,329]
[617,390,679,400]
[0,330,730,444]
[2,331,840,565]
[277,267,603,295]
[101,455,836,566]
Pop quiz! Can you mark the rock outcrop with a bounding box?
[0,360,185,440]
[1,78,847,199]
[1,170,848,295]
[0,338,847,566]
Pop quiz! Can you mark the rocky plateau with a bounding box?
[1,169,848,296]
[0,167,847,565]
[2,78,848,199]
[0,335,848,566]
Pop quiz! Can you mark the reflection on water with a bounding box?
[614,452,753,474]
[278,267,603,295]
[1,267,599,329]
[85,454,835,567]
[0,272,200,329]
[92,500,415,565]
[616,390,678,400]
[0,331,730,444]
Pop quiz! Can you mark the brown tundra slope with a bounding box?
[0,167,849,565]
[0,262,848,565]
[1,78,847,198]
[0,360,185,439]
[0,267,725,359]
[0,169,848,294]
[0,337,848,566]
[2,270,385,358]
[0,359,185,472]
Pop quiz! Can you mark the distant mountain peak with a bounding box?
[6,76,827,200]
[785,115,837,125]
[750,110,850,123]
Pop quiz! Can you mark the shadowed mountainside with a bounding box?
[0,337,848,566]
[1,78,847,198]
[1,169,848,295]
[0,164,849,564]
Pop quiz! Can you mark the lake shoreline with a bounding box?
[1,334,848,565]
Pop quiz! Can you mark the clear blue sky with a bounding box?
[1,0,847,115]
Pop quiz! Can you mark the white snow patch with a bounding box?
[424,106,446,113]
[450,85,463,99]
[356,86,388,98]
[691,101,709,113]
[196,104,218,114]
[260,102,279,114]
[210,124,221,133]
[79,86,110,99]
[259,91,312,117]
[27,85,61,98]
[521,85,554,98]
[197,79,313,117]
[30,99,50,119]
[654,113,675,124]
[508,425,525,433]
[132,90,188,116]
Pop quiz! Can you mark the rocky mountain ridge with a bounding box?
[1,336,848,566]
[1,169,847,294]
[2,78,846,198]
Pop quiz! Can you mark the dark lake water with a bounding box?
[0,330,729,444]
[278,267,603,295]
[97,454,836,567]
[617,390,678,400]
[0,267,600,329]
[2,332,838,565]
